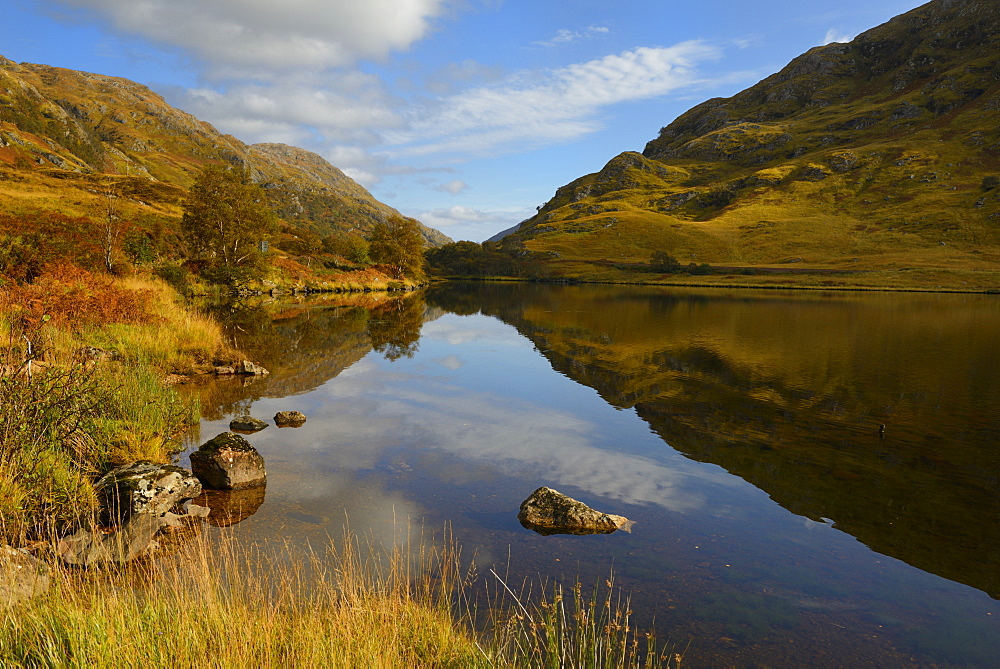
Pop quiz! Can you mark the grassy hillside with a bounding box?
[0,56,450,248]
[502,0,1000,289]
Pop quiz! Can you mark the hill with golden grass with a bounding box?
[0,56,449,246]
[501,0,1000,287]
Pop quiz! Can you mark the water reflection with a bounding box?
[188,283,1000,666]
[426,282,1000,600]
[193,486,267,527]
[193,291,431,419]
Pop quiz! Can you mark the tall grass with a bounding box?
[483,569,680,668]
[0,531,489,668]
[0,359,199,544]
[77,274,237,374]
[0,528,679,668]
[0,267,215,543]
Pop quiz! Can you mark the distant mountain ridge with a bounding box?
[0,56,450,246]
[500,0,1000,278]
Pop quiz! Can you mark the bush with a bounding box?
[154,264,191,295]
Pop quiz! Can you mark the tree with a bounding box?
[99,177,127,273]
[649,250,682,272]
[181,165,279,284]
[368,216,425,280]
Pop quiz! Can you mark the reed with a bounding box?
[483,568,681,668]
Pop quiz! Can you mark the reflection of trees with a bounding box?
[192,293,427,418]
[427,282,1000,599]
[367,296,426,361]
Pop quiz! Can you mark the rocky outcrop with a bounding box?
[517,487,634,536]
[274,410,307,427]
[190,432,267,490]
[0,546,50,607]
[59,461,205,566]
[94,461,202,525]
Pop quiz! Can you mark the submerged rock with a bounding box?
[274,410,307,427]
[192,485,267,527]
[190,432,267,490]
[518,486,634,536]
[0,546,50,607]
[229,416,268,433]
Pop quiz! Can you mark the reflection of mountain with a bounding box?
[426,282,1000,599]
[195,293,434,419]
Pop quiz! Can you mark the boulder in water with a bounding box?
[518,486,634,536]
[190,432,267,490]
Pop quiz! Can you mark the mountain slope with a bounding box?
[0,56,450,246]
[502,0,1000,283]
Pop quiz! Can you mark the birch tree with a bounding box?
[181,165,278,284]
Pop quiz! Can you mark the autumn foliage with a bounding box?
[2,262,153,332]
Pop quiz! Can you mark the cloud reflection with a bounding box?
[248,361,736,517]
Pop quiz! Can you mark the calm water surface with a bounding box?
[187,283,1000,667]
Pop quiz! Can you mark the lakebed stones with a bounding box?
[518,486,634,536]
[190,432,267,490]
[229,416,268,433]
[274,410,307,427]
[0,546,50,607]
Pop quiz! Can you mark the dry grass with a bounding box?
[0,266,238,373]
[0,531,489,668]
[0,528,678,668]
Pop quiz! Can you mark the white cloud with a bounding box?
[534,25,610,47]
[822,28,854,45]
[387,42,721,159]
[175,71,403,145]
[417,205,507,229]
[435,354,464,370]
[436,179,468,195]
[60,0,448,73]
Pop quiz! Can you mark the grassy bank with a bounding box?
[0,529,674,667]
[0,265,240,543]
[435,263,1000,293]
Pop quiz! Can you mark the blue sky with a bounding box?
[3,0,926,241]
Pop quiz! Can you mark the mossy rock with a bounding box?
[190,432,266,490]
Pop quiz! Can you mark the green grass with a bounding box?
[0,359,199,543]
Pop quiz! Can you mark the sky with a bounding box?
[2,0,927,241]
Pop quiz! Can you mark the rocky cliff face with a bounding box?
[507,0,1000,273]
[0,57,450,245]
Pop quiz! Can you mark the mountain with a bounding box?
[0,56,450,246]
[500,0,1000,281]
